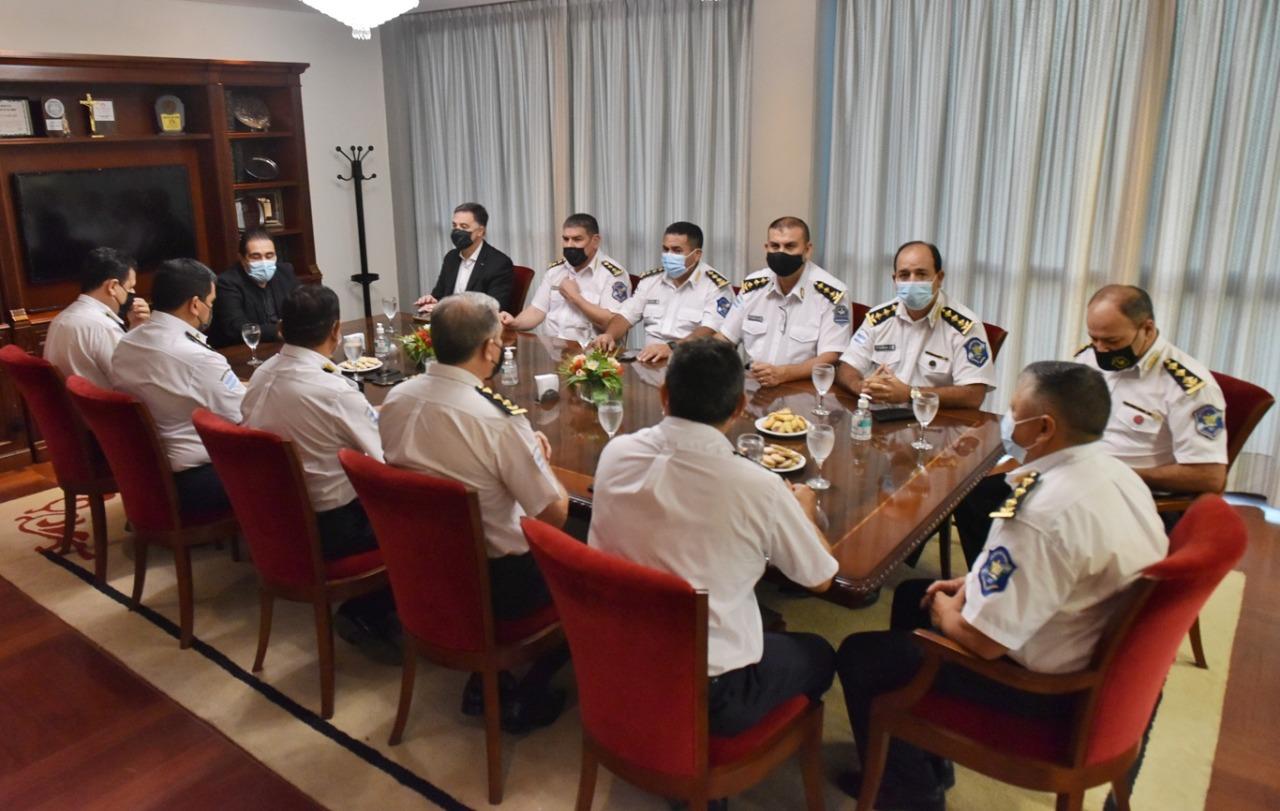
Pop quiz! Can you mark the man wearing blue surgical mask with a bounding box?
[837,241,995,409]
[209,228,300,348]
[591,222,734,363]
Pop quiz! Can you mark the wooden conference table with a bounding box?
[223,314,1003,605]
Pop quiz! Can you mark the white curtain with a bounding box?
[818,0,1280,500]
[566,0,752,277]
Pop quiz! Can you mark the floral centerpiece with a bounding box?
[559,349,623,404]
[399,326,435,368]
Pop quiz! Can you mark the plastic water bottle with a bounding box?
[851,394,873,441]
[500,346,519,386]
[373,323,388,360]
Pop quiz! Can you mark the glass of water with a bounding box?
[736,433,765,464]
[912,391,940,450]
[811,362,835,417]
[342,332,365,377]
[241,323,262,367]
[382,296,398,336]
[598,400,624,439]
[806,423,835,491]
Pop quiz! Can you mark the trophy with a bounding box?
[155,94,185,135]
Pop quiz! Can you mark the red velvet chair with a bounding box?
[850,300,870,328]
[509,265,535,312]
[521,516,826,811]
[65,376,238,648]
[1153,369,1273,668]
[193,410,388,719]
[0,345,116,581]
[857,494,1246,811]
[984,321,1008,360]
[339,449,563,804]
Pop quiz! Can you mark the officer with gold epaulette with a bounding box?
[379,291,570,733]
[695,216,851,387]
[591,221,734,362]
[500,213,630,345]
[834,362,1167,809]
[837,241,995,409]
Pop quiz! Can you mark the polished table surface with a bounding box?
[223,315,1003,600]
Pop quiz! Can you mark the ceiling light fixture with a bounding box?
[299,0,417,40]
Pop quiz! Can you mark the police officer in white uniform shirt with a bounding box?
[590,222,734,362]
[590,338,839,736]
[836,362,1167,809]
[500,213,630,345]
[44,247,151,389]
[698,216,851,387]
[110,259,244,516]
[837,241,995,409]
[379,291,570,730]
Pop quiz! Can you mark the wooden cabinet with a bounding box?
[0,52,317,470]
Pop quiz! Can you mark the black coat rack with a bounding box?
[336,145,379,321]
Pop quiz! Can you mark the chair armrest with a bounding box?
[1152,492,1194,513]
[911,630,1099,695]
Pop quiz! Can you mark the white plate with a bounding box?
[761,445,807,474]
[338,357,383,373]
[754,414,810,439]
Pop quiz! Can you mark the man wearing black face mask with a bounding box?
[45,247,151,389]
[695,216,850,387]
[415,202,516,315]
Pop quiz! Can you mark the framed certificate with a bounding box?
[0,98,35,138]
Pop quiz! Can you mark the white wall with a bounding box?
[0,0,398,321]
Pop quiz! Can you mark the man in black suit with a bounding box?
[414,202,515,315]
[209,228,300,348]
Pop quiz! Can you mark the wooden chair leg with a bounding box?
[483,668,505,804]
[89,493,108,583]
[1111,777,1132,811]
[1189,616,1208,669]
[58,491,76,555]
[856,716,892,811]
[938,515,953,579]
[173,544,195,649]
[130,539,149,606]
[574,736,599,811]
[252,589,274,672]
[314,600,335,719]
[1056,792,1084,811]
[800,709,826,811]
[388,643,418,745]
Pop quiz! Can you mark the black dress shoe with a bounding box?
[460,671,517,717]
[500,686,567,734]
[333,611,402,666]
[835,769,946,811]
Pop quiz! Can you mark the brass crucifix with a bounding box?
[79,92,102,138]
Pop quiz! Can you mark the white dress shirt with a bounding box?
[528,251,631,344]
[379,363,563,557]
[589,417,838,675]
[43,294,126,389]
[962,442,1168,673]
[615,261,734,344]
[241,344,383,512]
[717,262,852,366]
[453,240,484,294]
[109,311,245,471]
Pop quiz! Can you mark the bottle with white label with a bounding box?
[373,323,388,360]
[851,394,873,441]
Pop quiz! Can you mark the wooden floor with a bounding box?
[0,463,1276,809]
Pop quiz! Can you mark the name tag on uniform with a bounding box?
[646,298,660,304]
[875,344,896,351]
[748,314,765,322]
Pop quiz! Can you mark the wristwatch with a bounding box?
[910,386,922,401]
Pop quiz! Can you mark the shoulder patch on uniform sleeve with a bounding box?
[989,471,1042,519]
[716,296,732,317]
[611,280,629,302]
[978,546,1018,596]
[964,337,989,367]
[1163,359,1207,395]
[1074,342,1091,358]
[705,268,731,289]
[640,266,663,280]
[1193,404,1225,439]
[185,332,216,351]
[475,385,528,416]
[601,260,625,278]
[741,276,770,294]
[833,303,850,325]
[812,280,845,305]
[939,307,974,335]
[865,303,897,326]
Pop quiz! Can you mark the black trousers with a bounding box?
[314,499,393,622]
[708,631,836,737]
[172,463,232,518]
[836,580,1074,793]
[952,475,1012,569]
[488,551,553,621]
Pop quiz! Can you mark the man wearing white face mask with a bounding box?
[209,228,300,348]
[591,222,734,362]
[837,241,995,409]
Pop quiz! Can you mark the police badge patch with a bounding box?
[833,303,850,325]
[978,546,1017,596]
[716,296,731,317]
[612,281,629,302]
[964,337,989,367]
[1193,404,1225,439]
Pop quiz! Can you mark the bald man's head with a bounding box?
[1089,285,1155,327]
[1086,284,1158,361]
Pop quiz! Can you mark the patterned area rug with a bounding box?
[0,489,1244,810]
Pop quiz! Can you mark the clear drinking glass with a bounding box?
[912,391,940,450]
[811,362,835,417]
[736,433,765,464]
[382,296,398,336]
[598,400,624,438]
[241,323,262,366]
[806,423,835,490]
[342,333,365,376]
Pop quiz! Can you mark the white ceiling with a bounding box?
[182,0,500,14]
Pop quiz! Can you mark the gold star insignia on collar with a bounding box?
[475,385,528,416]
[741,277,770,294]
[185,332,215,351]
[600,260,625,278]
[989,471,1042,519]
[866,303,896,326]
[1163,359,1206,395]
[812,280,845,305]
[640,267,663,280]
[939,307,974,335]
[323,363,337,373]
[705,269,731,289]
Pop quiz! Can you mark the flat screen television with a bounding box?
[12,165,198,285]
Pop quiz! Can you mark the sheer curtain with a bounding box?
[818,0,1279,500]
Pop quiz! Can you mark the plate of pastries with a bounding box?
[755,408,810,438]
[338,357,383,373]
[761,444,806,473]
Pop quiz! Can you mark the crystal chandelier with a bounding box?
[300,0,418,40]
